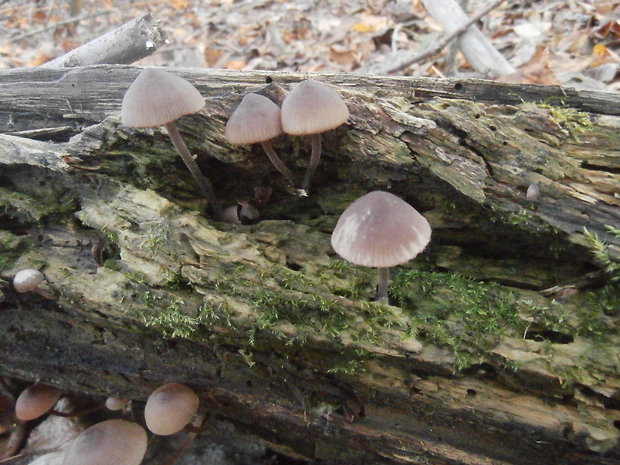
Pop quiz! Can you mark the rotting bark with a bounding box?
[0,66,619,465]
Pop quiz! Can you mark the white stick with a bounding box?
[42,14,167,68]
[419,0,514,77]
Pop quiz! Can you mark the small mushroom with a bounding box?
[226,93,296,186]
[105,396,129,411]
[331,191,431,303]
[63,419,147,465]
[15,383,62,421]
[526,182,540,201]
[281,79,349,191]
[13,268,55,299]
[144,382,199,435]
[121,68,221,215]
[13,269,45,293]
[220,201,260,225]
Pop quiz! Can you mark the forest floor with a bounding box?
[0,0,618,90]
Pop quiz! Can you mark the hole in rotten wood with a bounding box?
[286,260,302,271]
[581,160,620,175]
[614,420,620,430]
[265,76,273,84]
[524,330,574,344]
[466,389,476,397]
[454,82,463,91]
[562,423,575,440]
[489,125,497,131]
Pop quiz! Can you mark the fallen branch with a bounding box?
[41,14,167,68]
[380,0,507,75]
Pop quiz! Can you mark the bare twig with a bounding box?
[42,14,167,67]
[379,0,508,75]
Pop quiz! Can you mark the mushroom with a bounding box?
[220,201,260,225]
[281,79,349,191]
[121,68,221,215]
[105,396,129,411]
[226,93,296,186]
[526,182,540,201]
[330,191,431,303]
[15,383,62,421]
[63,419,147,465]
[13,269,44,293]
[144,382,199,435]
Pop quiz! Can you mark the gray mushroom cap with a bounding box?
[13,269,45,293]
[63,419,147,465]
[121,68,205,128]
[331,191,431,268]
[225,93,283,144]
[281,79,349,135]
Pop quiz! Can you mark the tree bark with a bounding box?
[0,66,619,465]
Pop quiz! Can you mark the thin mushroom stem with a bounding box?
[165,122,222,216]
[301,133,322,191]
[260,141,296,186]
[375,267,390,303]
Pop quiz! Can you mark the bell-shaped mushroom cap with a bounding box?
[15,384,61,421]
[13,269,44,293]
[121,68,205,128]
[225,93,283,144]
[331,191,431,268]
[144,382,199,435]
[281,79,349,135]
[63,419,147,465]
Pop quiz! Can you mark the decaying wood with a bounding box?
[0,66,619,465]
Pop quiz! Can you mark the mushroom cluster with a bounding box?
[121,71,350,223]
[8,380,203,465]
[226,79,348,193]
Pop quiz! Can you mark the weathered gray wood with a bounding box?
[0,66,618,465]
[419,0,515,77]
[41,14,167,68]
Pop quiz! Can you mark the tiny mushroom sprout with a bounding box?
[15,383,62,421]
[105,396,129,411]
[13,268,54,298]
[281,79,349,191]
[330,191,431,303]
[144,382,199,435]
[226,93,296,186]
[63,419,147,465]
[121,68,222,215]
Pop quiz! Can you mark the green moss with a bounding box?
[583,227,620,281]
[538,104,594,142]
[391,270,528,369]
[140,297,200,338]
[0,230,28,271]
[0,186,79,224]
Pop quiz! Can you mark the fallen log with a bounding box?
[0,66,619,465]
